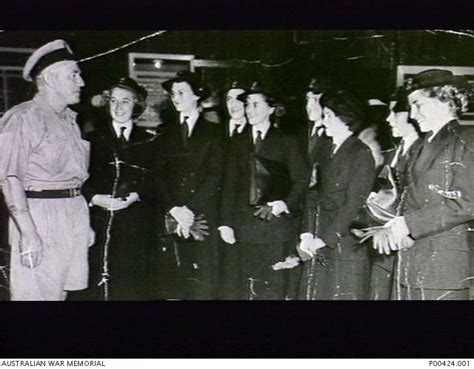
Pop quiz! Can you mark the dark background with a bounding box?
[2,30,474,101]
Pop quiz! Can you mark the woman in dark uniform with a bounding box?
[72,77,159,301]
[384,70,474,300]
[298,90,377,300]
[364,88,421,300]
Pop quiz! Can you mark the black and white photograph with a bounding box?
[1,30,474,302]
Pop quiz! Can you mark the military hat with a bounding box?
[237,80,280,105]
[110,77,148,101]
[162,70,210,100]
[306,77,334,94]
[405,69,469,92]
[23,39,76,82]
[225,79,248,93]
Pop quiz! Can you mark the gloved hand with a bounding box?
[218,226,236,244]
[384,216,411,245]
[91,194,129,211]
[267,200,290,217]
[297,233,326,258]
[189,214,210,241]
[253,204,274,221]
[170,206,195,229]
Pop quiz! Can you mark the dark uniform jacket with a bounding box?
[81,122,159,300]
[400,120,474,290]
[154,115,225,225]
[220,126,308,244]
[153,115,225,299]
[303,135,376,259]
[297,124,332,169]
[83,123,159,207]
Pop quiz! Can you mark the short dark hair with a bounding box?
[320,90,367,133]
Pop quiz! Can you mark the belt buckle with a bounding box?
[69,188,80,197]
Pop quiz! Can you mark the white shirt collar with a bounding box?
[251,121,271,143]
[402,132,419,155]
[229,118,247,136]
[390,133,419,167]
[180,110,200,137]
[310,120,324,137]
[332,131,352,155]
[112,120,133,141]
[427,120,452,143]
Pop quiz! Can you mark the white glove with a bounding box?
[298,233,326,257]
[176,223,191,239]
[218,226,236,244]
[384,216,411,246]
[91,194,129,211]
[170,206,195,228]
[267,200,290,217]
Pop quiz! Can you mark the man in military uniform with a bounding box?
[0,40,93,301]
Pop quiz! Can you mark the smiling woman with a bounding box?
[68,77,161,301]
[384,69,474,300]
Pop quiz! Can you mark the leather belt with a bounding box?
[25,188,82,199]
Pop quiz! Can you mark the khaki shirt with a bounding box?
[0,94,89,190]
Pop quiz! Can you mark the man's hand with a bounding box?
[19,231,43,269]
[253,205,274,221]
[87,227,96,247]
[218,226,236,244]
[170,206,195,229]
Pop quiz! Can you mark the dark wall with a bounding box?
[1,30,473,123]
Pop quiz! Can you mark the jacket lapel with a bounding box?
[412,122,454,183]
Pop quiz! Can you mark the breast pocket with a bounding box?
[34,135,68,169]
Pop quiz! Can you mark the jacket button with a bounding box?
[190,189,195,193]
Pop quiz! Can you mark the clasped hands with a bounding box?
[92,192,140,211]
[353,216,414,255]
[169,206,210,241]
[296,233,326,260]
[253,200,289,221]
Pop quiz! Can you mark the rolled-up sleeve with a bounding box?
[0,108,33,185]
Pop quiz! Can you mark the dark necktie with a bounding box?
[254,130,263,153]
[231,124,241,137]
[249,130,264,205]
[119,126,127,143]
[181,116,189,147]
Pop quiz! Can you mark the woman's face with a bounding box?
[322,106,347,138]
[408,90,448,133]
[245,93,275,126]
[386,110,412,138]
[170,81,199,114]
[226,88,246,120]
[109,87,136,123]
[306,92,323,123]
